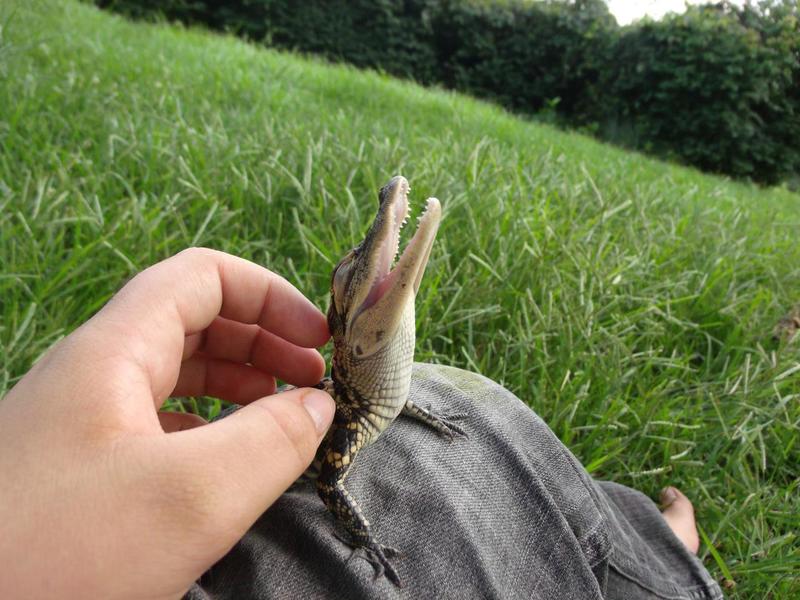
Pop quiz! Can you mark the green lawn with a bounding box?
[1,0,798,596]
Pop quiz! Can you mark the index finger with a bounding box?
[94,248,329,398]
[126,248,329,344]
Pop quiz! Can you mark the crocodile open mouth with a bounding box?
[360,176,441,312]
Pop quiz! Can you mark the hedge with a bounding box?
[605,3,800,183]
[95,0,800,185]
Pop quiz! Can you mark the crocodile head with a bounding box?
[328,175,441,407]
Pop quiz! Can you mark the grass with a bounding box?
[1,0,799,596]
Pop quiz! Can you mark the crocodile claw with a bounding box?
[402,401,469,440]
[335,532,403,585]
[361,543,403,587]
[436,412,469,440]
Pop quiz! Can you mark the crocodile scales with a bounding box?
[310,175,465,587]
[218,176,465,584]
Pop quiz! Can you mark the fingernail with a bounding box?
[661,487,678,505]
[302,390,334,435]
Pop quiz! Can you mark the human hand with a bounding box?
[0,248,335,599]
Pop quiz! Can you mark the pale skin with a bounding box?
[0,248,336,599]
[0,248,698,599]
[661,486,700,554]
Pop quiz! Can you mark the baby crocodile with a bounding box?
[316,176,465,586]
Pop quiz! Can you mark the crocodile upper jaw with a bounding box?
[329,176,441,360]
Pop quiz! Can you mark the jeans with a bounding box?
[185,363,723,599]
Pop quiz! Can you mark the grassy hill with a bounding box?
[1,0,798,595]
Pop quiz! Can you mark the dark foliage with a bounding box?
[95,0,799,185]
[603,2,800,184]
[428,0,616,124]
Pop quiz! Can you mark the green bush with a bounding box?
[95,0,799,185]
[604,3,800,184]
[97,0,441,82]
[428,0,615,123]
[264,0,440,83]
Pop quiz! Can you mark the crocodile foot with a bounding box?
[433,412,469,440]
[402,399,468,440]
[348,542,403,587]
[334,528,402,586]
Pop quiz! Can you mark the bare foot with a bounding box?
[660,487,700,554]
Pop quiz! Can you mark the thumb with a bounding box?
[159,387,334,544]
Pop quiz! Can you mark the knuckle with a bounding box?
[177,246,216,260]
[180,246,224,276]
[174,247,217,276]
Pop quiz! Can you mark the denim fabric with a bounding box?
[185,364,722,600]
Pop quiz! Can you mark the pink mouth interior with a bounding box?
[360,190,410,310]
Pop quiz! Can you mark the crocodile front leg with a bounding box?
[316,410,402,586]
[402,399,467,439]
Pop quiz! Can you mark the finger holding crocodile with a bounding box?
[185,316,326,386]
[95,248,329,404]
[108,246,329,344]
[172,356,277,404]
[214,249,330,348]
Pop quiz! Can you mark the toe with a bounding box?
[660,487,700,554]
